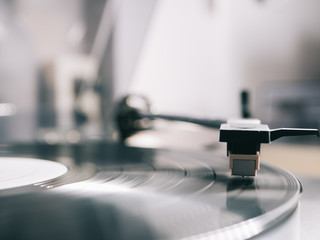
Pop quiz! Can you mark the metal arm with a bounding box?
[270,128,320,141]
[115,95,226,141]
[115,95,319,177]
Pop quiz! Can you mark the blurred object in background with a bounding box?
[1,0,320,147]
[0,0,37,142]
[33,0,111,143]
[31,0,155,144]
[0,0,156,144]
[232,0,320,128]
[257,81,320,143]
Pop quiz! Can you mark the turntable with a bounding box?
[0,142,303,240]
[1,93,318,240]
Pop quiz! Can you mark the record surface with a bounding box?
[0,143,301,240]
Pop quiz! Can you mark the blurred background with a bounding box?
[1,0,320,238]
[1,0,320,145]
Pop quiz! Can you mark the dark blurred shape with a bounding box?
[241,90,251,118]
[115,95,153,141]
[115,95,226,141]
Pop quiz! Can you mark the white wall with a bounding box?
[230,0,320,115]
[113,0,157,99]
[127,0,242,119]
[120,0,320,120]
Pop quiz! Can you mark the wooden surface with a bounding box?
[261,143,320,178]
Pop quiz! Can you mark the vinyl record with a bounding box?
[0,143,301,240]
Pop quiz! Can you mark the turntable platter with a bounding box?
[0,143,301,240]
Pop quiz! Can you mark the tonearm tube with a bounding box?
[115,94,319,177]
